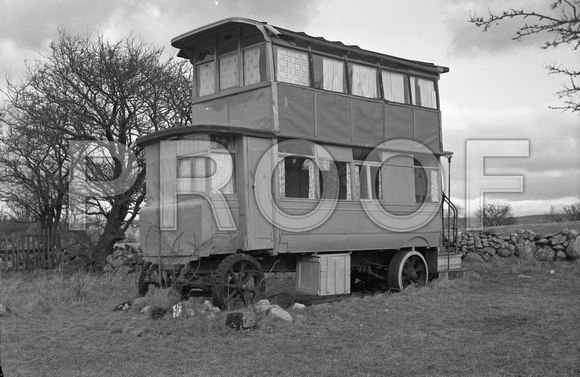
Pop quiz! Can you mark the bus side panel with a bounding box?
[277,201,441,253]
[276,85,443,154]
[192,86,274,131]
[242,136,275,250]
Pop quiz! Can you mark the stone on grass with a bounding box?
[186,307,197,317]
[268,305,294,323]
[570,230,578,239]
[113,301,131,311]
[132,297,148,312]
[225,311,257,330]
[535,246,555,261]
[253,299,272,314]
[0,304,12,317]
[549,234,567,246]
[520,244,536,261]
[483,247,496,256]
[291,302,306,310]
[565,236,580,260]
[497,248,513,257]
[111,258,125,268]
[202,300,215,310]
[140,305,152,315]
[475,249,491,261]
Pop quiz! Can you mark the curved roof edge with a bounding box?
[171,17,265,48]
[171,17,449,74]
[136,124,275,147]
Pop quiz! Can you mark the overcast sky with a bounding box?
[1,0,578,217]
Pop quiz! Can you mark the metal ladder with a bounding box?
[442,193,459,270]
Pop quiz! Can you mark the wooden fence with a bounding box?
[0,229,61,273]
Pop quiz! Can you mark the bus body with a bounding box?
[136,18,455,306]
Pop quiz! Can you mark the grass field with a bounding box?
[1,255,580,376]
[483,220,580,236]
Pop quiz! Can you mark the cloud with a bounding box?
[1,0,121,48]
[1,0,318,50]
[445,0,559,56]
[0,0,320,82]
[441,100,580,216]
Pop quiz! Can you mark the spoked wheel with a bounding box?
[213,253,266,309]
[387,250,428,290]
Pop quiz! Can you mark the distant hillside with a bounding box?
[515,214,550,225]
[454,214,567,230]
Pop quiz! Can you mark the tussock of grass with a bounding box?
[139,287,181,311]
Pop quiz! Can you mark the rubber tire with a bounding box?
[387,250,428,290]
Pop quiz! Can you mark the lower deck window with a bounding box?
[176,137,236,195]
[319,161,351,200]
[281,157,317,199]
[278,145,438,204]
[355,164,382,200]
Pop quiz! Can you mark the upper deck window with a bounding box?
[196,40,216,96]
[348,63,378,99]
[219,53,239,90]
[218,29,239,91]
[410,76,437,109]
[382,70,410,104]
[194,29,267,97]
[275,47,310,86]
[313,55,346,93]
[243,46,263,86]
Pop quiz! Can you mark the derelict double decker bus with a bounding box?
[136,18,457,307]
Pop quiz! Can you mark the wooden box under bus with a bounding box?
[296,253,351,296]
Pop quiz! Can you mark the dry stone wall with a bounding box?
[457,228,580,262]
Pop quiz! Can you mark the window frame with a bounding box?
[274,46,311,87]
[276,144,441,205]
[410,75,438,109]
[176,136,236,195]
[312,53,347,94]
[193,28,268,98]
[347,62,379,99]
[381,69,411,105]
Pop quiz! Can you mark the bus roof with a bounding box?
[171,17,449,74]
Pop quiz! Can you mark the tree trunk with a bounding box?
[93,202,127,269]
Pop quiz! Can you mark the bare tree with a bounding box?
[544,205,564,223]
[1,29,192,268]
[474,202,517,228]
[470,0,580,113]
[543,202,580,222]
[0,99,70,229]
[561,202,580,221]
